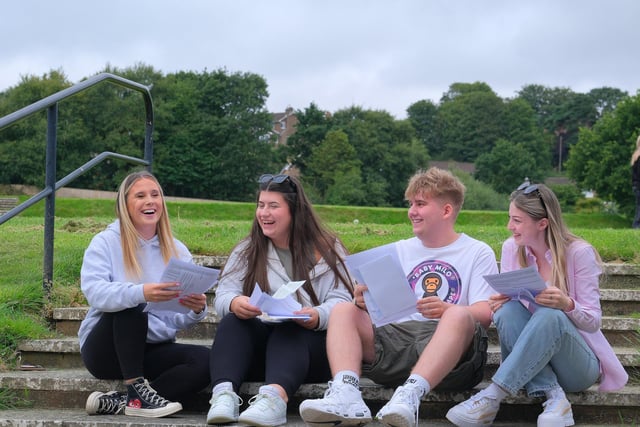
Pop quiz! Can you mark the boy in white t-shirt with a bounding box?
[299,167,497,427]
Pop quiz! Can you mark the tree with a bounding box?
[284,103,332,175]
[153,69,275,201]
[566,94,640,217]
[305,130,365,205]
[588,87,629,119]
[435,83,505,161]
[0,70,72,186]
[517,84,604,171]
[474,139,542,194]
[407,99,438,154]
[332,107,428,206]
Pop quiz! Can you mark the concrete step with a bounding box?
[15,338,640,381]
[50,306,640,347]
[0,369,638,425]
[0,409,624,427]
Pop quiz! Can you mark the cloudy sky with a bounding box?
[2,1,639,119]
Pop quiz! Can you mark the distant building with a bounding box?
[271,106,298,146]
[429,160,476,175]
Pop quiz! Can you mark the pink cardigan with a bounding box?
[500,238,628,391]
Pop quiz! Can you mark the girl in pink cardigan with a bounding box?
[447,183,627,427]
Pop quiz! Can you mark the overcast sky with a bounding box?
[2,1,639,119]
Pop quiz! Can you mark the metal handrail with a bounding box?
[0,73,154,299]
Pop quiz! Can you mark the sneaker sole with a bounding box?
[237,414,287,427]
[300,407,372,426]
[85,391,103,415]
[445,409,494,427]
[378,412,415,427]
[206,414,238,424]
[124,402,182,418]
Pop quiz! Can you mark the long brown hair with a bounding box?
[222,174,354,304]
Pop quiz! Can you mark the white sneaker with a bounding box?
[206,390,242,424]
[446,388,500,427]
[537,395,574,427]
[238,393,287,427]
[376,384,422,427]
[299,381,372,426]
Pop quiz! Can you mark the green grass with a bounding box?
[0,197,638,371]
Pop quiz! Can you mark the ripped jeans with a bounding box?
[491,301,600,396]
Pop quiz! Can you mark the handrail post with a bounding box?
[43,104,58,299]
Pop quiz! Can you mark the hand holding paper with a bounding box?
[144,258,219,313]
[483,266,547,304]
[248,281,311,320]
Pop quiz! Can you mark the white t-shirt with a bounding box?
[394,233,498,322]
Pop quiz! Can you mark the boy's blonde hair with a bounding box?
[404,167,466,217]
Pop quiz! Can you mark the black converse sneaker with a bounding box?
[86,390,127,415]
[124,378,182,418]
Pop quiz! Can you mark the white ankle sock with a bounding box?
[545,386,567,400]
[212,381,234,394]
[405,374,430,396]
[484,382,508,401]
[334,370,360,389]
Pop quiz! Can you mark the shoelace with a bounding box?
[134,381,170,406]
[99,393,126,414]
[247,394,278,410]
[463,390,494,409]
[393,387,420,425]
[541,397,565,413]
[211,391,242,407]
[323,381,353,406]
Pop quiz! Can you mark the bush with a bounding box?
[575,197,604,213]
[548,183,583,213]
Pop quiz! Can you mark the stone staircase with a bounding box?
[0,258,638,426]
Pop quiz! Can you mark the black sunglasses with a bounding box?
[516,183,547,215]
[258,174,297,191]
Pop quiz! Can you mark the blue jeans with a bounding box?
[492,301,600,397]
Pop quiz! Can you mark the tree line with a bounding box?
[0,63,637,217]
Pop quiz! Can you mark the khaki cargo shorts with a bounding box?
[362,320,488,390]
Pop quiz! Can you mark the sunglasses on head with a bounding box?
[516,183,547,215]
[258,174,297,191]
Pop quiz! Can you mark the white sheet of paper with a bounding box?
[144,257,219,313]
[347,249,418,327]
[248,283,311,319]
[483,266,548,304]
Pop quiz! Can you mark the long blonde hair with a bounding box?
[510,184,601,293]
[631,135,640,165]
[115,171,178,279]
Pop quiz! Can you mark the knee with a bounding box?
[328,301,359,322]
[441,304,475,330]
[327,301,369,333]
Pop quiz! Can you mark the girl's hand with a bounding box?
[229,295,262,319]
[143,282,181,302]
[293,307,319,330]
[488,293,511,313]
[179,293,207,314]
[535,287,572,310]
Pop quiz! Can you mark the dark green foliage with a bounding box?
[566,93,640,218]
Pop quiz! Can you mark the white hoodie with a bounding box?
[78,220,207,349]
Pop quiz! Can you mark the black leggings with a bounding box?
[210,313,331,398]
[81,304,210,402]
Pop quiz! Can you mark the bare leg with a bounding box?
[326,302,376,375]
